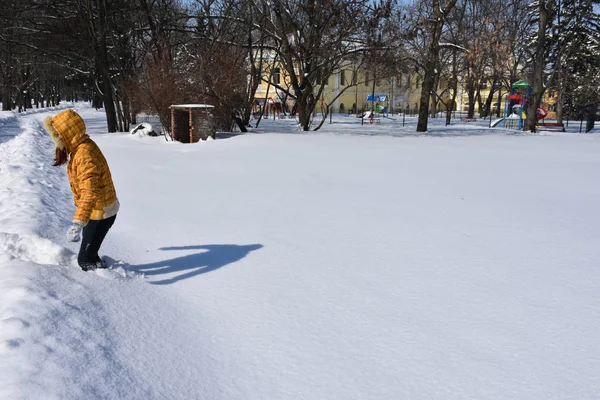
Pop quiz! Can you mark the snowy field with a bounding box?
[1,103,600,399]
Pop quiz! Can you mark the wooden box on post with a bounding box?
[169,104,216,143]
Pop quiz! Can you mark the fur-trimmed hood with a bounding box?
[43,109,89,154]
[44,109,118,223]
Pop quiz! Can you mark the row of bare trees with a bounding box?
[1,0,598,133]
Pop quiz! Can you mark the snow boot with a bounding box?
[80,259,107,272]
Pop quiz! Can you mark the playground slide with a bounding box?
[491,118,505,128]
[233,115,248,132]
[361,110,373,119]
[491,108,546,129]
[536,108,548,121]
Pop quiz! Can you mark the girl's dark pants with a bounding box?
[78,215,116,270]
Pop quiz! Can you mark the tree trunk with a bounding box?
[430,73,440,117]
[467,85,476,119]
[446,86,458,126]
[525,1,551,132]
[446,54,459,126]
[417,0,458,132]
[34,81,40,108]
[2,88,10,111]
[556,88,564,124]
[97,42,118,132]
[417,69,436,131]
[496,89,503,117]
[293,73,318,131]
[243,32,265,127]
[475,88,483,117]
[555,70,565,124]
[298,94,317,131]
[371,74,377,114]
[99,70,118,132]
[2,70,12,111]
[482,84,496,118]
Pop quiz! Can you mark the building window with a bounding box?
[341,70,346,86]
[352,71,357,85]
[365,72,370,87]
[273,68,280,85]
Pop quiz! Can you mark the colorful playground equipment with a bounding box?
[366,94,388,114]
[492,80,548,130]
[504,80,531,129]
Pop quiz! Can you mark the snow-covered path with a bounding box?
[2,105,600,399]
[0,109,223,399]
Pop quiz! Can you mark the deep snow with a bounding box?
[1,105,600,399]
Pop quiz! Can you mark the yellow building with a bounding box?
[253,60,423,116]
[253,58,560,118]
[319,69,424,115]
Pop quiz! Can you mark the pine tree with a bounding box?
[549,0,600,121]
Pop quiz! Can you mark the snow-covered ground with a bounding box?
[1,104,600,399]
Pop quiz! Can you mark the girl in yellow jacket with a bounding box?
[44,109,119,271]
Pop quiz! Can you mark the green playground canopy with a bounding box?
[512,80,531,89]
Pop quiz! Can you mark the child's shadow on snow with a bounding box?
[133,244,263,285]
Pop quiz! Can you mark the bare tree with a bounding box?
[409,0,458,132]
[525,0,556,132]
[135,0,195,131]
[192,0,267,130]
[233,0,391,131]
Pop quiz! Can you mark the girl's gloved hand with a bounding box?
[66,223,83,242]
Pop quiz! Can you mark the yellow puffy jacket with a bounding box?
[44,110,119,224]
